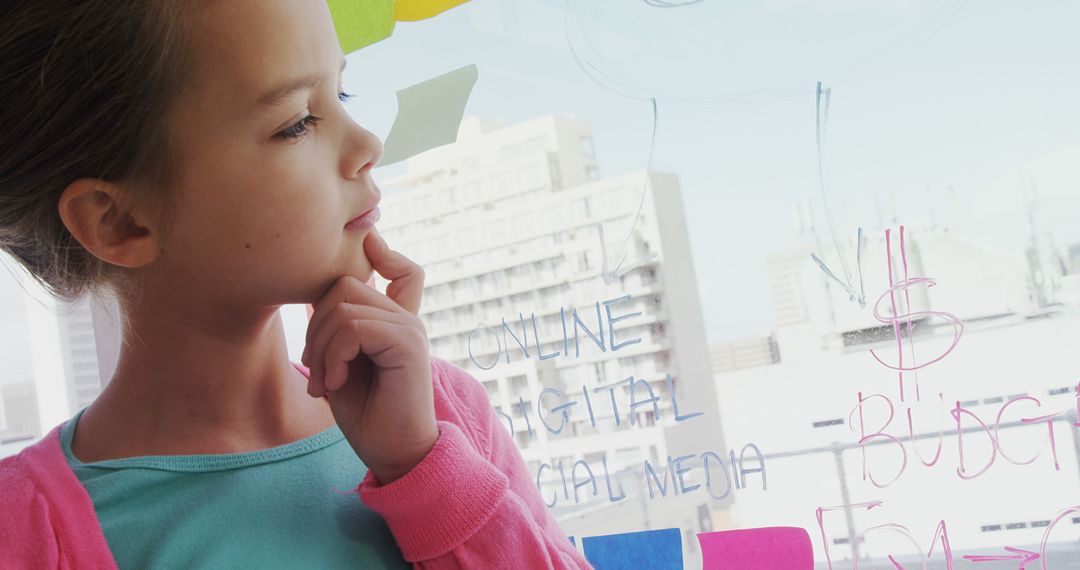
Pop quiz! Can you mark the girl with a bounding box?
[0,1,593,568]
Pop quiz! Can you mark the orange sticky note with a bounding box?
[395,0,471,22]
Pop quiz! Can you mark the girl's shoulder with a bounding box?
[0,432,56,498]
[1,425,135,568]
[0,449,37,500]
[0,436,64,562]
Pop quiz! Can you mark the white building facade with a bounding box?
[376,115,728,566]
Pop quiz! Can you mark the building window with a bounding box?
[442,187,457,205]
[576,252,592,272]
[580,136,596,160]
[549,157,563,189]
[574,199,589,221]
[482,379,500,401]
[520,164,544,188]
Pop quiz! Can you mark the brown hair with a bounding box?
[0,1,211,326]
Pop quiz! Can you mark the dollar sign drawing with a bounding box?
[869,226,964,403]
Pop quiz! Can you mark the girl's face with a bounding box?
[157,0,382,307]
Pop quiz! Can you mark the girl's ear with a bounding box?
[58,178,158,269]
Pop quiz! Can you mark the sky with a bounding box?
[351,0,1080,342]
[2,0,1079,386]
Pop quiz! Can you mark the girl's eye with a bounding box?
[275,115,321,141]
[273,92,355,141]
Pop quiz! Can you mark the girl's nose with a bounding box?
[343,121,384,179]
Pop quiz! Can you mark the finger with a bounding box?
[308,303,408,394]
[307,370,323,398]
[306,274,405,358]
[302,304,316,365]
[364,227,425,315]
[323,355,375,408]
[321,318,405,393]
[308,303,413,393]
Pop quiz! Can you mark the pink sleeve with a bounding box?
[0,460,62,569]
[357,361,594,569]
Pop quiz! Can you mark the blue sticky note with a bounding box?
[582,528,682,570]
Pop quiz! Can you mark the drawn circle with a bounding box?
[566,0,968,102]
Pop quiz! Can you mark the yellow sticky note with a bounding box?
[395,0,471,22]
[327,0,396,54]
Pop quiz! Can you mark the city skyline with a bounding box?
[2,107,1078,564]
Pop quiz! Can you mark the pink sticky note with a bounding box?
[698,526,813,570]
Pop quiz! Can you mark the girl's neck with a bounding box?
[70,307,336,462]
[72,377,334,463]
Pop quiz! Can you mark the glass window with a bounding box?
[7,3,1079,569]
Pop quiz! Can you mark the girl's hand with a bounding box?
[301,228,438,485]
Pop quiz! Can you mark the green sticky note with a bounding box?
[327,0,396,54]
[380,64,479,166]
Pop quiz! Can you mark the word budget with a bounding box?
[852,226,1077,487]
[852,384,1080,487]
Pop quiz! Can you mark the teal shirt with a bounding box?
[60,407,410,569]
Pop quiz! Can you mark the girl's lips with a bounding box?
[345,206,381,231]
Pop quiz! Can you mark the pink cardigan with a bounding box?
[0,357,593,569]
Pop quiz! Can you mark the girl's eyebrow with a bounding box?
[256,57,347,109]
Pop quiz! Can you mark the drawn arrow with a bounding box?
[598,221,658,284]
[597,97,660,285]
[963,546,1040,568]
[811,226,867,306]
[809,81,867,307]
[564,9,664,285]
